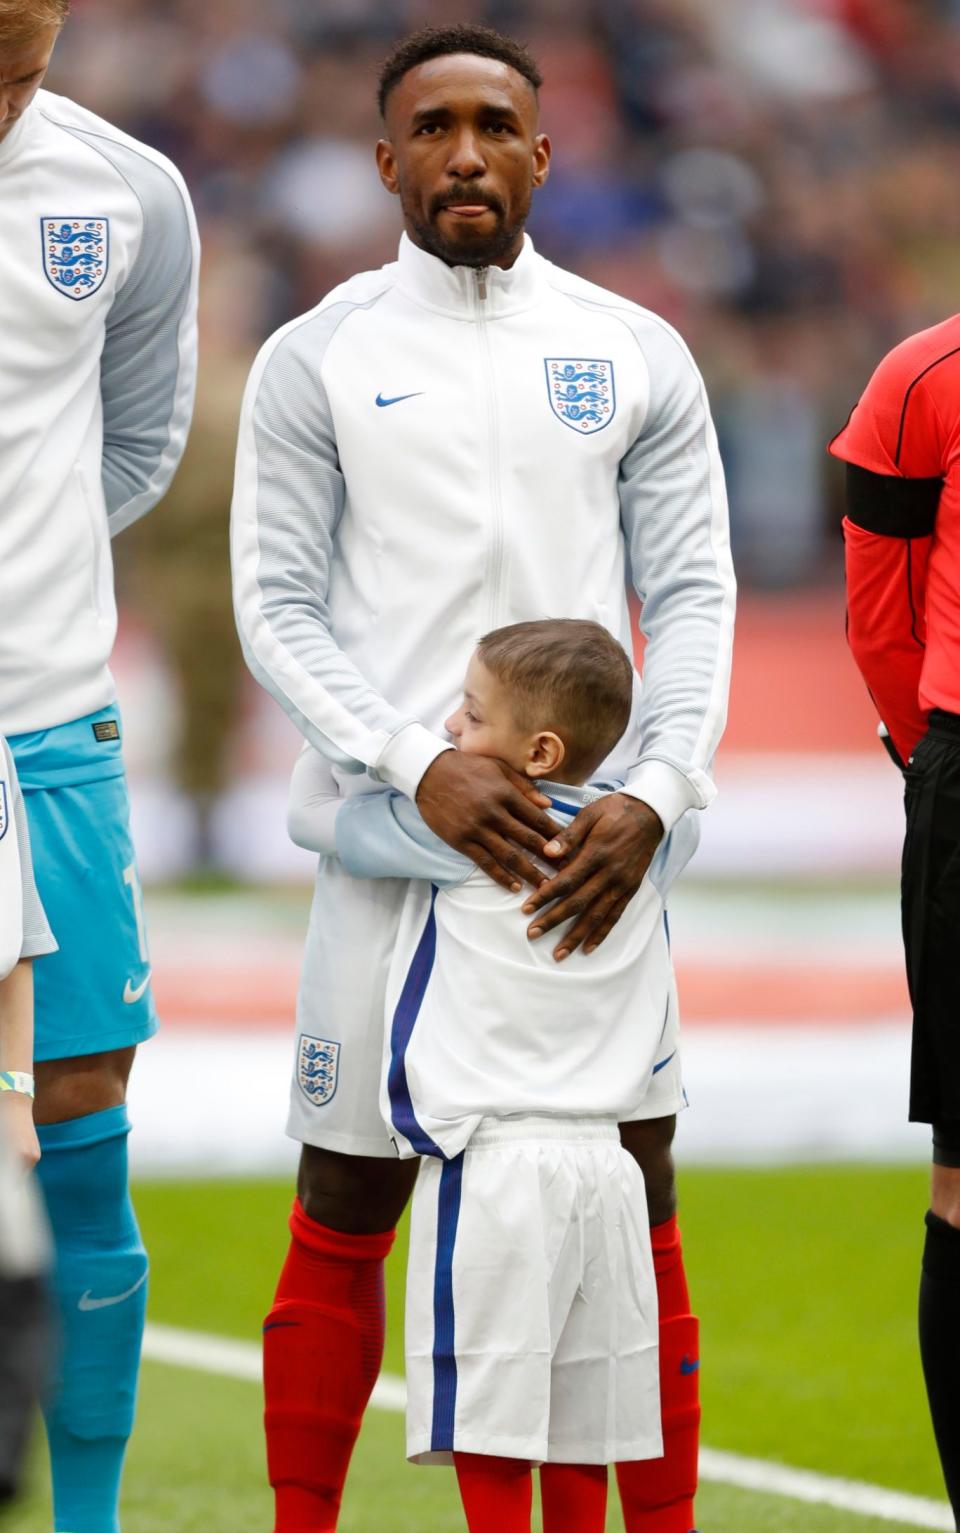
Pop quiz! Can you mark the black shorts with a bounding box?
[903,711,960,1123]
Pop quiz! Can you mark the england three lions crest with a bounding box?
[41,218,109,301]
[296,1034,340,1106]
[545,358,616,435]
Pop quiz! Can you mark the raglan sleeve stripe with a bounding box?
[91,142,200,535]
[618,317,736,831]
[230,313,450,797]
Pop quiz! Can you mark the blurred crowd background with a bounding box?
[45,0,960,871]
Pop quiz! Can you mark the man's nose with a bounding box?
[446,128,485,179]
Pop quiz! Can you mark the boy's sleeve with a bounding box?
[287,745,472,885]
[287,745,343,855]
[335,792,474,886]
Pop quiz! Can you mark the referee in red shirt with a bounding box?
[831,317,960,1519]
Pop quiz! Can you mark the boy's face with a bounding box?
[444,652,564,777]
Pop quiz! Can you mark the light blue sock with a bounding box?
[35,1104,148,1533]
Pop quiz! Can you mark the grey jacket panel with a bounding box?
[235,294,421,775]
[614,311,735,791]
[55,124,199,536]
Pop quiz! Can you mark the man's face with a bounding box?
[0,23,59,144]
[376,52,550,269]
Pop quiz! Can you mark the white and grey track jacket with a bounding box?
[232,233,735,833]
[0,91,199,736]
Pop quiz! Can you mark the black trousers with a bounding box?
[902,710,960,1134]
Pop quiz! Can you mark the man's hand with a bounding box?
[416,751,558,892]
[521,794,664,960]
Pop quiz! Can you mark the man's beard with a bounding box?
[403,184,530,268]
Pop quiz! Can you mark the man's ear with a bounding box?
[525,731,565,778]
[376,138,400,195]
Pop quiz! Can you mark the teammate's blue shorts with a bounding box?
[7,705,157,1062]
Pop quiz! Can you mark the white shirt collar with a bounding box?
[395,229,544,319]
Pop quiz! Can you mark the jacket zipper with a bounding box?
[475,266,504,629]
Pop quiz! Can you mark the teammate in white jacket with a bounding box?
[0,4,198,1527]
[232,24,732,1533]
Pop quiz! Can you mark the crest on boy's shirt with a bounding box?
[41,218,109,300]
[297,1034,340,1106]
[0,782,7,842]
[545,358,616,434]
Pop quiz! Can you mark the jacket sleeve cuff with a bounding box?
[622,760,710,834]
[374,722,454,800]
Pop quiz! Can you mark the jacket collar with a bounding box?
[395,230,544,319]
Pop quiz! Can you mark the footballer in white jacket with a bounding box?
[0,5,198,1529]
[232,24,733,1533]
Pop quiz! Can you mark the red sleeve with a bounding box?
[843,516,930,763]
[829,324,954,761]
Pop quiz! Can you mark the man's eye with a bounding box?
[415,123,441,136]
[488,121,511,134]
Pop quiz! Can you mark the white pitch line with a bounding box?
[142,1322,408,1411]
[698,1449,953,1531]
[142,1323,952,1530]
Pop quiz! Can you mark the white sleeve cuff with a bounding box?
[622,759,713,833]
[374,722,453,800]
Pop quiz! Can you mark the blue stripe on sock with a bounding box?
[430,1154,464,1453]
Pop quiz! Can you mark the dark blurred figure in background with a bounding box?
[0,1150,51,1517]
[43,0,960,834]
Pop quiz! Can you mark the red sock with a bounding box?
[264,1199,395,1532]
[616,1215,700,1533]
[540,1463,608,1532]
[454,1452,533,1533]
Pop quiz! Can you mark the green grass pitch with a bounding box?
[13,1164,947,1531]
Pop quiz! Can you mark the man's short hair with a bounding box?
[0,0,68,46]
[477,619,633,781]
[377,23,542,118]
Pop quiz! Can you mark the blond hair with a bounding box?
[0,0,69,47]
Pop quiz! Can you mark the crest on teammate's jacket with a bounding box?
[41,218,109,301]
[0,782,7,843]
[545,358,616,434]
[296,1034,340,1106]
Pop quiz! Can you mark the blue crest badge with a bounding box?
[41,218,109,301]
[545,358,616,434]
[0,782,7,843]
[297,1034,340,1106]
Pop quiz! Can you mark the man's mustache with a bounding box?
[430,187,504,217]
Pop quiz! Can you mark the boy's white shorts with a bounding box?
[405,1116,662,1466]
[286,860,686,1155]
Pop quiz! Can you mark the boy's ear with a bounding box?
[525,731,565,778]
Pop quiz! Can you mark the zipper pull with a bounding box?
[476,267,487,301]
